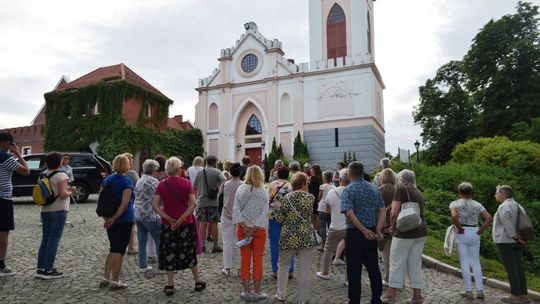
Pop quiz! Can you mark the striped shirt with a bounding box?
[0,151,21,199]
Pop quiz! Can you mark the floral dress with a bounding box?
[276,191,318,250]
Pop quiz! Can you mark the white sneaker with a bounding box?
[138,266,152,273]
[332,258,345,265]
[275,294,286,302]
[382,279,388,287]
[316,272,330,280]
[221,268,231,276]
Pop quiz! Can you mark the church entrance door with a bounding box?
[245,148,262,167]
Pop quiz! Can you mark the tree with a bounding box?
[413,61,476,164]
[463,1,540,137]
[293,131,310,166]
[510,117,540,143]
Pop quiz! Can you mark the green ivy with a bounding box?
[43,80,203,165]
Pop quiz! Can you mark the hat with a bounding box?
[0,133,13,142]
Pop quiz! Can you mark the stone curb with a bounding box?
[422,254,540,302]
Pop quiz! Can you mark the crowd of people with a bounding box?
[0,131,534,303]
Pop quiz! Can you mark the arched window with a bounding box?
[245,115,262,135]
[327,3,347,62]
[209,103,218,129]
[280,93,291,123]
[367,13,372,54]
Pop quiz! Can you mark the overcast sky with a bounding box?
[0,0,535,155]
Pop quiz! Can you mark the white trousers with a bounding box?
[221,215,238,269]
[388,236,426,289]
[456,227,484,291]
[277,247,314,303]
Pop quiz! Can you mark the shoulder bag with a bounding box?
[203,168,219,200]
[516,203,535,241]
[396,187,422,232]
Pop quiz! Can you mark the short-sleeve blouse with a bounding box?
[155,176,194,225]
[449,199,486,226]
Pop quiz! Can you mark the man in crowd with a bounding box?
[0,133,30,276]
[194,155,226,252]
[332,162,345,187]
[239,156,250,181]
[372,158,394,187]
[341,161,386,304]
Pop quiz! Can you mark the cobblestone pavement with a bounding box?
[1,196,537,304]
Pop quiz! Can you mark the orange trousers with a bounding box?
[236,225,267,281]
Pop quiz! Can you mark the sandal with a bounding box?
[380,296,396,304]
[194,281,206,292]
[164,285,174,296]
[109,280,128,290]
[99,277,109,288]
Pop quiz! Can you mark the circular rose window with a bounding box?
[241,54,258,73]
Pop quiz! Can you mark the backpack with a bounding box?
[32,171,60,206]
[96,176,121,217]
[517,203,535,242]
[396,187,422,232]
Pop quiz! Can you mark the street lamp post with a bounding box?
[414,140,420,163]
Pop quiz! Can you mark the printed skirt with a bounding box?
[159,223,197,271]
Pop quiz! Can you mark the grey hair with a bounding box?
[380,158,391,168]
[142,159,159,175]
[397,169,417,187]
[339,169,350,185]
[289,161,300,171]
[458,182,473,196]
[274,160,284,167]
[496,185,513,198]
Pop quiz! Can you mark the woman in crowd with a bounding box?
[275,172,318,304]
[268,166,293,279]
[134,159,161,273]
[233,166,269,301]
[99,154,135,289]
[151,157,204,295]
[493,185,530,303]
[122,152,139,255]
[220,162,243,276]
[222,160,232,181]
[269,160,284,182]
[35,152,73,279]
[382,169,427,304]
[316,169,349,280]
[145,154,167,263]
[378,168,397,286]
[450,182,492,300]
[154,155,168,181]
[187,156,205,185]
[317,170,335,249]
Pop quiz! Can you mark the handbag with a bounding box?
[396,187,422,232]
[517,203,535,241]
[203,168,219,200]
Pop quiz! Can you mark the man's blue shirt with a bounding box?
[341,178,384,228]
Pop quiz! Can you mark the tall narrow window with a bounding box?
[245,115,262,135]
[335,128,339,147]
[327,3,347,63]
[209,103,219,129]
[367,13,372,54]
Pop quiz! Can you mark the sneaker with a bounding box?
[221,268,231,276]
[240,291,252,301]
[41,269,64,280]
[332,258,345,265]
[251,292,267,302]
[477,290,485,300]
[0,266,16,277]
[461,291,473,299]
[65,220,72,225]
[35,269,46,279]
[316,272,330,280]
[275,294,286,302]
[382,279,389,287]
[138,265,152,273]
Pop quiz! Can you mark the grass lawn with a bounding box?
[423,235,540,292]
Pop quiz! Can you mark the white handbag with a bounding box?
[396,187,422,232]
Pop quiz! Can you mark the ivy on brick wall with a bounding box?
[43,80,203,164]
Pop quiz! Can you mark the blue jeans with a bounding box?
[268,219,294,273]
[37,210,68,271]
[136,220,161,268]
[346,228,382,304]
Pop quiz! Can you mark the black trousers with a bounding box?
[346,228,382,304]
[498,243,528,296]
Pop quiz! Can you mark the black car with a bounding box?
[12,152,112,203]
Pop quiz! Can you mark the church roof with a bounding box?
[55,63,166,98]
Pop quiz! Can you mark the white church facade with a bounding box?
[195,0,385,171]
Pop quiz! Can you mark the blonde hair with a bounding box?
[192,156,204,167]
[165,157,183,176]
[113,154,130,174]
[244,166,264,188]
[223,160,232,171]
[291,172,308,191]
[380,168,396,185]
